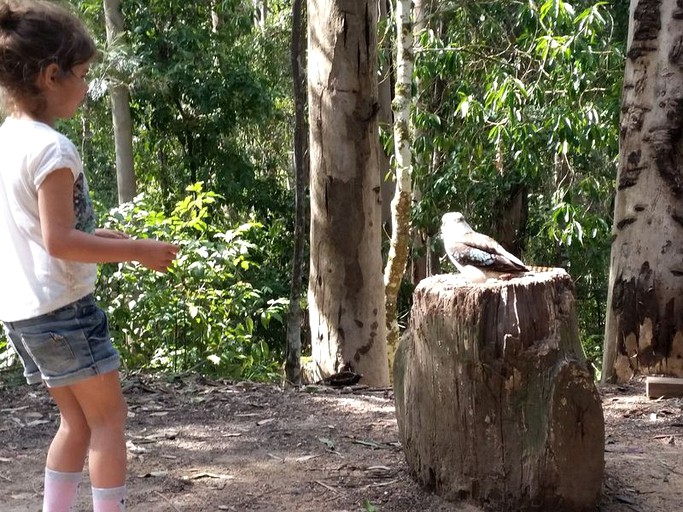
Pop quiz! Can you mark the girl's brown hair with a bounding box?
[0,0,96,114]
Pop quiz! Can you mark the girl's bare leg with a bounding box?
[66,371,128,488]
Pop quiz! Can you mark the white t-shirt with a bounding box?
[0,117,98,322]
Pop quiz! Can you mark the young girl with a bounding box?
[0,1,178,511]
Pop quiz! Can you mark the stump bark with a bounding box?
[394,270,604,511]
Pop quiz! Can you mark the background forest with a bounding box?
[0,0,628,382]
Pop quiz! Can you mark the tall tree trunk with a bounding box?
[410,0,438,284]
[103,0,136,204]
[377,0,395,230]
[603,0,683,382]
[253,0,267,29]
[308,0,389,387]
[493,184,528,256]
[384,0,413,376]
[210,0,221,32]
[285,0,308,386]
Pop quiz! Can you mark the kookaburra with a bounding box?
[441,211,529,283]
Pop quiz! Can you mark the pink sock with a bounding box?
[92,485,126,512]
[42,467,82,512]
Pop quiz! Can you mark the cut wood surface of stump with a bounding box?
[394,270,604,511]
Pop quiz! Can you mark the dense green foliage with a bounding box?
[1,0,295,381]
[79,0,294,216]
[408,0,626,374]
[85,0,294,380]
[0,1,628,381]
[96,183,286,380]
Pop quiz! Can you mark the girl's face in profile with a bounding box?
[53,62,91,120]
[34,61,91,124]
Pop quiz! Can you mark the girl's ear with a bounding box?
[36,63,61,91]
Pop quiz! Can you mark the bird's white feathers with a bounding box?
[440,211,529,282]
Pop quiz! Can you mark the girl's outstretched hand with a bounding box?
[135,239,179,273]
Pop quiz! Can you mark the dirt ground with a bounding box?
[0,372,681,512]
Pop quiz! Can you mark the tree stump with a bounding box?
[393,270,604,511]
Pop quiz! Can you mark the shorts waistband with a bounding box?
[4,294,95,330]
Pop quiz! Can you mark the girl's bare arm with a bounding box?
[38,168,178,273]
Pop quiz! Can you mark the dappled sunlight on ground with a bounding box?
[0,374,680,511]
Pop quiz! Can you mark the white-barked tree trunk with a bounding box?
[384,0,414,375]
[603,0,683,381]
[103,0,135,204]
[307,0,389,387]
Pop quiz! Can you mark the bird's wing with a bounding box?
[449,233,529,273]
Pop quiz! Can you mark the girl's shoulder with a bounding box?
[2,116,68,139]
[0,117,81,180]
[1,117,78,157]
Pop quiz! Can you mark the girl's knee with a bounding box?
[80,394,127,431]
[60,414,91,438]
[95,398,127,430]
[71,373,128,430]
[115,399,129,426]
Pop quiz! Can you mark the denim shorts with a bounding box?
[3,294,120,387]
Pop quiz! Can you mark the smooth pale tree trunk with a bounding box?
[285,0,308,386]
[308,0,389,387]
[384,0,413,376]
[253,0,267,29]
[377,0,395,228]
[210,0,220,32]
[103,0,135,204]
[603,0,683,382]
[410,0,440,284]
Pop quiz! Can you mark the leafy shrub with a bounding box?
[96,183,287,381]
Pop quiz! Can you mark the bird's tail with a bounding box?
[524,265,560,273]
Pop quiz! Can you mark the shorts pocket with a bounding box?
[21,331,80,377]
